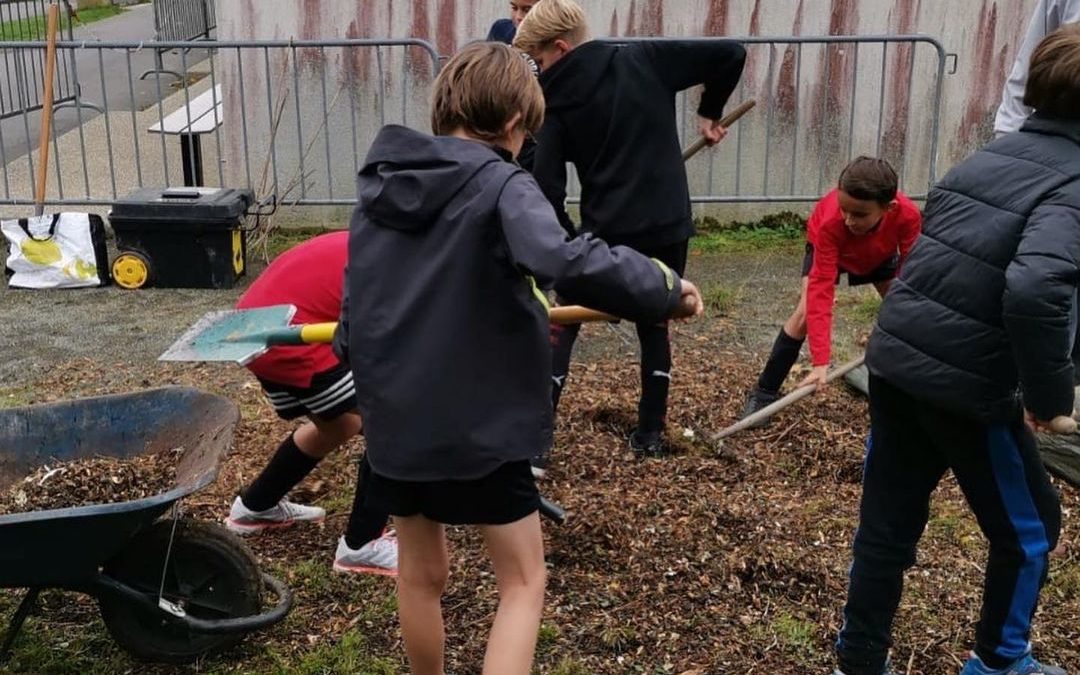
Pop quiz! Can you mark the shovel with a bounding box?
[160,303,633,364]
[681,98,757,161]
[710,355,867,445]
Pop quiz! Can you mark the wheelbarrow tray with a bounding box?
[0,387,239,588]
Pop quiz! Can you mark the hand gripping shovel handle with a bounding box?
[1049,416,1077,434]
[681,99,757,161]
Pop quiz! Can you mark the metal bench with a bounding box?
[147,84,222,187]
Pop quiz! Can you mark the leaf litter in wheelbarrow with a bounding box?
[0,448,180,515]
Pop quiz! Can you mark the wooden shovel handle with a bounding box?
[681,99,757,161]
[33,2,60,216]
[711,355,867,442]
[548,305,617,325]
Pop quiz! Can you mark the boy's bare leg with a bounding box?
[782,276,810,340]
[479,512,546,675]
[294,411,362,459]
[873,279,892,297]
[394,514,449,675]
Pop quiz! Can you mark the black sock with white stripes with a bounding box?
[241,432,320,512]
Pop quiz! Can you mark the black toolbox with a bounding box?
[108,187,255,289]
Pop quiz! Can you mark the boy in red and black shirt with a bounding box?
[742,157,922,424]
[225,231,397,576]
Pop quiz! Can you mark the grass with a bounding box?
[257,212,806,263]
[549,657,593,675]
[276,629,399,675]
[0,385,35,409]
[0,5,125,41]
[701,282,739,317]
[260,226,339,260]
[772,612,820,661]
[844,292,883,322]
[690,211,806,253]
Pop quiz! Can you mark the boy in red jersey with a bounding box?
[741,157,922,426]
[224,231,396,576]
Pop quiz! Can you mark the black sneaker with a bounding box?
[630,428,666,458]
[740,388,780,429]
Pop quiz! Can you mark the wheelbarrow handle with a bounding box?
[94,571,293,634]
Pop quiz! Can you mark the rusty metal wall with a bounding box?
[216,0,1042,173]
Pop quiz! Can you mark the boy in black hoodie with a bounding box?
[515,0,746,459]
[338,42,704,675]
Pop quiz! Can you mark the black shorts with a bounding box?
[364,460,540,526]
[801,243,898,286]
[258,363,357,421]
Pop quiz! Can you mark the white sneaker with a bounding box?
[224,496,326,535]
[332,532,398,576]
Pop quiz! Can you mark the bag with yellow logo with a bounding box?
[2,212,111,289]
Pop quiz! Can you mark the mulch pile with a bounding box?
[3,335,1078,674]
[0,449,178,516]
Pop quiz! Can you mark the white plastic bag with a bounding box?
[2,212,110,289]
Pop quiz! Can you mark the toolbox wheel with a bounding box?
[98,519,263,663]
[111,251,152,290]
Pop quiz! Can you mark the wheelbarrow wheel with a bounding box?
[98,519,263,663]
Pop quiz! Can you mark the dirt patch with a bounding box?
[1,245,1075,674]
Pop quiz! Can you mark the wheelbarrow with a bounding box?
[0,387,292,664]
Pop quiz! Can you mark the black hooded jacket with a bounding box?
[529,39,746,249]
[868,116,1080,423]
[339,126,682,481]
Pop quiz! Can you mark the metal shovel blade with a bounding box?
[158,305,297,364]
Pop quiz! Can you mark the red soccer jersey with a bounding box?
[235,231,347,387]
[805,189,922,366]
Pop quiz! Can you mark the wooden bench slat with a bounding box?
[148,84,224,135]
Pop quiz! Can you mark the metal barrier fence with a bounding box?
[143,0,216,81]
[578,35,949,204]
[0,0,78,119]
[0,38,441,208]
[153,0,215,41]
[0,35,946,209]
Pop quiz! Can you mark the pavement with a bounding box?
[0,1,211,214]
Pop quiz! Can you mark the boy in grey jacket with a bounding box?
[339,42,703,675]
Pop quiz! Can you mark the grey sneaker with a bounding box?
[333,533,398,576]
[741,388,780,429]
[225,496,325,535]
[959,650,1067,675]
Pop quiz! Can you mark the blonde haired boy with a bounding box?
[516,0,746,460]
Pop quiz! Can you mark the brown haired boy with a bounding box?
[338,41,703,675]
[833,25,1080,675]
[741,157,922,426]
[515,0,746,459]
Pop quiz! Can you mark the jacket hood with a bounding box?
[539,41,617,111]
[358,125,506,231]
[1021,114,1080,146]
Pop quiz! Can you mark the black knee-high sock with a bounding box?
[241,432,320,512]
[344,454,390,549]
[550,322,581,413]
[756,328,805,395]
[637,320,672,434]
